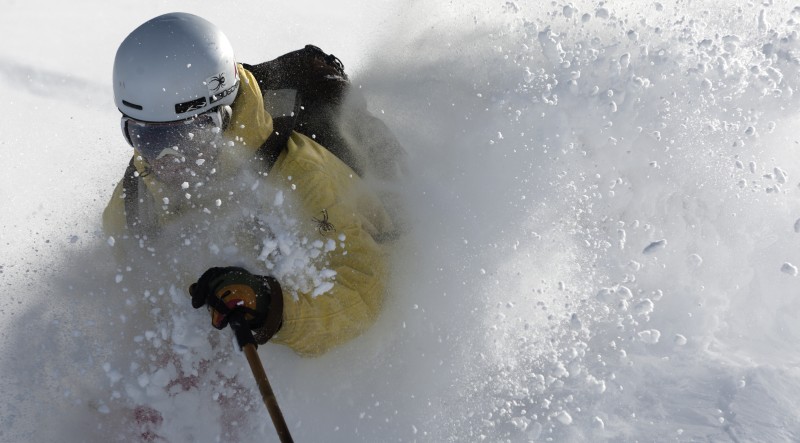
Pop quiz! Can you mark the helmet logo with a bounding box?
[207,73,226,92]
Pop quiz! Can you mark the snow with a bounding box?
[781,262,798,276]
[3,0,800,442]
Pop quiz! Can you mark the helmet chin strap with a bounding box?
[219,105,232,130]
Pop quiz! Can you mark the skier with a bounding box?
[103,12,406,357]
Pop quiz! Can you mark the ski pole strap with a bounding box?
[228,310,257,350]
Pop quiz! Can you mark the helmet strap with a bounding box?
[219,105,232,131]
[120,118,133,147]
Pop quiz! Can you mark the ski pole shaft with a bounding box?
[242,343,294,443]
[229,312,293,443]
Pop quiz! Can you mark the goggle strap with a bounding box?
[120,118,133,147]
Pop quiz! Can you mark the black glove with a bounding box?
[189,267,283,343]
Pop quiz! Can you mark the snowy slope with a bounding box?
[3,0,800,442]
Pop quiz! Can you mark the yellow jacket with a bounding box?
[104,65,394,356]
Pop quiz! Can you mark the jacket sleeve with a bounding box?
[338,92,409,181]
[268,132,393,356]
[102,178,132,261]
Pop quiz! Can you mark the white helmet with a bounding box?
[113,12,239,122]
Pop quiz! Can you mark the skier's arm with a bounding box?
[102,178,131,261]
[270,175,390,356]
[267,132,393,356]
[339,91,409,181]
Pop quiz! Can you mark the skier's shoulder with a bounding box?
[272,132,344,179]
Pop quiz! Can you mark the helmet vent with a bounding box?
[175,97,208,114]
[122,100,143,110]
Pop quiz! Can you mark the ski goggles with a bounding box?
[121,107,226,161]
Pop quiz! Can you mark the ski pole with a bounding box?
[229,311,294,443]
